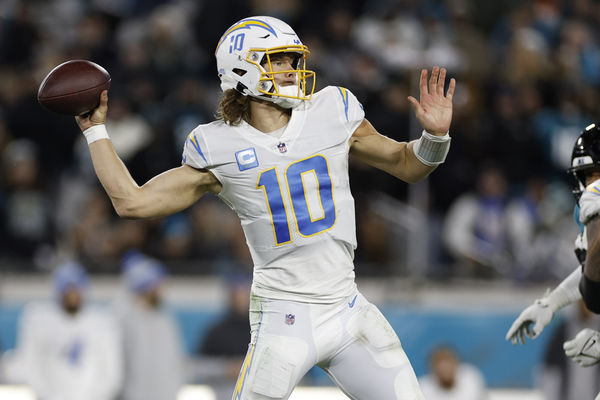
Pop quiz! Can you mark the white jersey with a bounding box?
[17,302,122,400]
[579,178,600,224]
[418,364,486,400]
[183,86,364,302]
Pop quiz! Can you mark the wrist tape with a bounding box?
[413,130,451,166]
[83,124,109,145]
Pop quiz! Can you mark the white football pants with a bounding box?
[232,291,424,400]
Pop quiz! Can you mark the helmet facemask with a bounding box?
[250,46,315,108]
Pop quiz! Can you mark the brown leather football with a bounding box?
[37,60,111,116]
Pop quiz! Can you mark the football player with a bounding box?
[506,124,600,370]
[75,16,455,399]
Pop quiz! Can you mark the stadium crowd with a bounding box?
[0,0,597,281]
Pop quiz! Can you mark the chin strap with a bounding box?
[271,85,303,109]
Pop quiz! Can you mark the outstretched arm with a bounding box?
[506,266,582,345]
[76,91,220,218]
[349,66,456,183]
[585,216,600,281]
[580,216,600,312]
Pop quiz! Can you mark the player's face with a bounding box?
[262,53,298,87]
[430,349,458,388]
[584,168,600,185]
[61,287,83,315]
[141,286,162,309]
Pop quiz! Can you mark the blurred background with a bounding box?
[1,0,600,399]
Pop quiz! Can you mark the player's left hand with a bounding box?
[564,328,600,367]
[407,66,455,136]
[505,298,554,345]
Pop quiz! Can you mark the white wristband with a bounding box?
[83,124,109,145]
[413,130,451,166]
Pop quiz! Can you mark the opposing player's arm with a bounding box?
[77,91,219,219]
[349,67,455,183]
[585,215,600,281]
[580,214,600,313]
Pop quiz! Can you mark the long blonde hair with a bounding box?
[215,89,251,126]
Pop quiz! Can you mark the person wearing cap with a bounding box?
[113,250,184,400]
[16,261,122,400]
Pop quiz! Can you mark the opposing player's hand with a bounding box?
[505,299,554,345]
[407,66,455,136]
[75,90,108,132]
[564,328,600,367]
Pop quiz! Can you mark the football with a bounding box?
[37,60,111,116]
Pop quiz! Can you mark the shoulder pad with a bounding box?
[579,178,600,224]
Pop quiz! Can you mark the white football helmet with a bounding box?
[215,16,315,108]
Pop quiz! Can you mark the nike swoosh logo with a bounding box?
[587,339,597,352]
[581,338,597,357]
[348,295,357,308]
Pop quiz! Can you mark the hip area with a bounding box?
[248,291,403,362]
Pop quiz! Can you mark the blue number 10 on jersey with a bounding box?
[257,154,336,245]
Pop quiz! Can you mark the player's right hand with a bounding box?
[505,299,554,345]
[564,328,600,367]
[75,90,108,132]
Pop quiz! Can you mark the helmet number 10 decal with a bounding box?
[229,33,245,54]
[257,155,336,245]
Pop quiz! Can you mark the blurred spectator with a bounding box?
[354,199,394,275]
[555,20,600,85]
[533,85,592,173]
[187,197,253,274]
[352,6,425,71]
[1,139,53,264]
[0,2,39,67]
[442,165,513,278]
[59,186,151,271]
[505,178,577,281]
[75,97,152,179]
[12,261,122,400]
[443,165,574,281]
[478,85,546,183]
[157,213,194,260]
[538,299,600,400]
[194,274,251,399]
[113,250,184,400]
[418,345,486,400]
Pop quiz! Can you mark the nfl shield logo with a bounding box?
[277,142,287,153]
[285,313,295,325]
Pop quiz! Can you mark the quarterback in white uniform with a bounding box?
[75,16,455,400]
[506,124,600,396]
